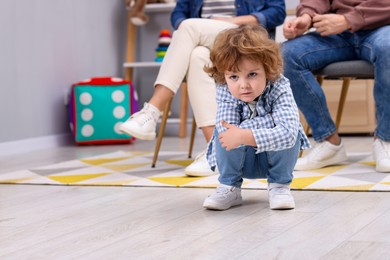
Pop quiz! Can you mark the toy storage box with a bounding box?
[69,77,138,145]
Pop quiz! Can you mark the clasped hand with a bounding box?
[219,120,243,151]
[283,13,351,39]
[312,14,351,36]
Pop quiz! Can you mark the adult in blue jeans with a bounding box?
[282,0,390,172]
[120,0,286,177]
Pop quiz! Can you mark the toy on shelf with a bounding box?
[155,29,172,62]
[125,0,175,26]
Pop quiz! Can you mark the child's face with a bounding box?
[224,58,267,103]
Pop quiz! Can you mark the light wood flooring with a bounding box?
[1,135,390,259]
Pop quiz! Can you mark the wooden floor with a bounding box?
[2,135,390,259]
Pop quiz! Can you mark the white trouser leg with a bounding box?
[154,18,237,94]
[187,46,216,127]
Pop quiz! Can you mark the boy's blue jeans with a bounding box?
[215,131,300,188]
[282,25,390,142]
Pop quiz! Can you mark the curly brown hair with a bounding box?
[205,24,283,84]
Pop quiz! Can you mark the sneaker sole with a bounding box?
[376,164,390,173]
[270,201,295,210]
[185,170,217,177]
[203,199,242,211]
[119,125,156,141]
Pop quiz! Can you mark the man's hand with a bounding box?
[219,120,243,151]
[283,14,312,39]
[312,14,351,36]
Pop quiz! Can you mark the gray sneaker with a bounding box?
[203,184,242,210]
[119,102,160,140]
[268,183,295,210]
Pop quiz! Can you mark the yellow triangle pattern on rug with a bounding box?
[1,150,389,192]
[165,159,193,167]
[48,173,111,184]
[101,163,150,172]
[290,176,325,189]
[149,176,204,186]
[81,157,131,166]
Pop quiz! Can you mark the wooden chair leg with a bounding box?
[316,75,323,85]
[179,82,188,138]
[151,98,173,168]
[188,118,197,159]
[335,77,351,129]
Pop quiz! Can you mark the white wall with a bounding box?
[0,0,127,144]
[0,0,299,147]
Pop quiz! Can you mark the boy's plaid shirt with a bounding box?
[206,75,311,168]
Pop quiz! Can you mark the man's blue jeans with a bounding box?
[215,131,300,188]
[282,25,390,142]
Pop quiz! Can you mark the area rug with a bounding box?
[1,150,390,191]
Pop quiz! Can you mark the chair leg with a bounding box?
[316,75,323,86]
[179,82,188,138]
[151,98,173,168]
[188,118,197,159]
[335,77,351,129]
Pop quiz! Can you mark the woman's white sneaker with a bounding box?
[119,102,160,140]
[185,149,216,177]
[294,140,347,171]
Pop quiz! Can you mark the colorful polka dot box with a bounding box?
[69,77,138,145]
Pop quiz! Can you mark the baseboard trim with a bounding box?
[0,133,73,156]
[0,121,199,157]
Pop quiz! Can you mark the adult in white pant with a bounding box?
[120,0,286,176]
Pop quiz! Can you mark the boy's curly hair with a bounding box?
[205,24,283,84]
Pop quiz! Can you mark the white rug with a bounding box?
[1,150,389,191]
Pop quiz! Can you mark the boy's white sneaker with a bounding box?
[373,139,390,173]
[203,184,242,210]
[119,102,160,140]
[268,183,295,210]
[295,140,347,171]
[185,149,216,177]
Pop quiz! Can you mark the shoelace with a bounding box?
[130,111,153,125]
[307,142,326,159]
[270,187,289,194]
[213,186,234,198]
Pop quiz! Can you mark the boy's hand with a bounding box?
[219,120,243,150]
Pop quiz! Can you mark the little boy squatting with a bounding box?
[203,24,310,210]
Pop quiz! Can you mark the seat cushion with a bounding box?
[314,60,374,79]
